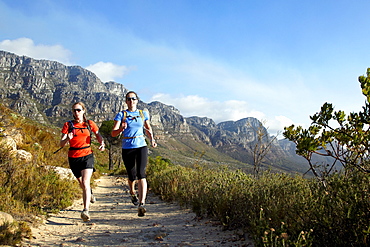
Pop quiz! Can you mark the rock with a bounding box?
[0,50,127,126]
[75,237,86,242]
[0,50,310,173]
[9,149,33,162]
[48,166,74,180]
[0,211,14,225]
[0,136,17,151]
[10,132,24,146]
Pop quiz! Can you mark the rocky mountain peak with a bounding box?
[0,50,308,173]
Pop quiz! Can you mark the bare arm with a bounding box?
[94,131,105,151]
[111,120,126,137]
[59,132,73,147]
[144,120,157,148]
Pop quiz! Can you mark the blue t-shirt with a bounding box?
[114,110,149,149]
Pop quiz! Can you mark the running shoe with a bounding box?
[90,194,96,203]
[81,209,90,222]
[138,203,146,217]
[131,194,139,206]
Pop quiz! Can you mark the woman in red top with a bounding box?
[59,102,105,222]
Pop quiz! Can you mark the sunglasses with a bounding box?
[126,97,137,101]
[73,109,82,112]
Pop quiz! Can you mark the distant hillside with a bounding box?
[0,50,312,174]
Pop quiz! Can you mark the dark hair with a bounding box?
[125,91,139,101]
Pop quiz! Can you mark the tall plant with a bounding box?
[99,120,122,170]
[248,120,279,177]
[283,68,370,184]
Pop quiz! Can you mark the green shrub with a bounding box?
[305,172,370,246]
[0,159,80,216]
[0,105,90,243]
[0,221,31,246]
[147,156,369,247]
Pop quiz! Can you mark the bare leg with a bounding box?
[76,169,93,210]
[137,178,147,204]
[128,179,136,195]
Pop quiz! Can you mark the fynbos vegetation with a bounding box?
[0,105,105,245]
[147,156,369,246]
[1,69,370,246]
[147,69,370,247]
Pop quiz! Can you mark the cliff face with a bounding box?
[0,50,127,126]
[0,50,307,173]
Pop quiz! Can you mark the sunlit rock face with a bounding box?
[0,50,304,170]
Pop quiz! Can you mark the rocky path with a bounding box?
[22,176,253,247]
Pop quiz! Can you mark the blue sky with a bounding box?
[0,0,369,136]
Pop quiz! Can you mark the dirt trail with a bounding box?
[22,175,253,247]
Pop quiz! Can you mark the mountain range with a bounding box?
[0,50,311,174]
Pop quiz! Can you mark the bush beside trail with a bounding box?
[0,105,85,245]
[147,156,370,247]
[2,68,370,246]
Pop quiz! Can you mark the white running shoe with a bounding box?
[81,210,90,222]
[138,204,146,217]
[90,194,96,203]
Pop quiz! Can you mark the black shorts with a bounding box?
[68,153,95,178]
[122,146,148,181]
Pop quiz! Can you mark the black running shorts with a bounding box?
[122,146,148,181]
[68,153,94,178]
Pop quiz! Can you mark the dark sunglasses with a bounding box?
[73,109,82,112]
[126,97,137,101]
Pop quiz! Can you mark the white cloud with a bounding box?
[151,93,299,138]
[0,38,73,64]
[85,62,132,82]
[273,116,295,129]
[264,116,296,137]
[158,49,315,120]
[0,38,131,82]
[151,93,266,123]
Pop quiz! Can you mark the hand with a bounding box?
[151,140,157,148]
[99,143,105,151]
[67,132,74,140]
[121,121,127,130]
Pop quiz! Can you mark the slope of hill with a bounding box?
[0,50,311,174]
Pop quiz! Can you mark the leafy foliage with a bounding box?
[99,120,123,170]
[0,221,31,245]
[283,69,370,182]
[0,105,95,243]
[247,119,279,177]
[147,156,369,246]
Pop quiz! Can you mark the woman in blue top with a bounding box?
[111,91,157,217]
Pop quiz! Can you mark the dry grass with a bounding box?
[0,104,108,245]
[147,156,370,247]
[1,103,369,246]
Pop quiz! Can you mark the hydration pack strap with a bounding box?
[69,146,91,150]
[122,135,144,139]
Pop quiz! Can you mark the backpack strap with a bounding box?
[69,146,91,150]
[120,110,146,140]
[86,120,92,145]
[67,120,92,150]
[122,110,127,122]
[68,120,74,134]
[122,110,145,123]
[68,120,92,135]
[139,110,144,122]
